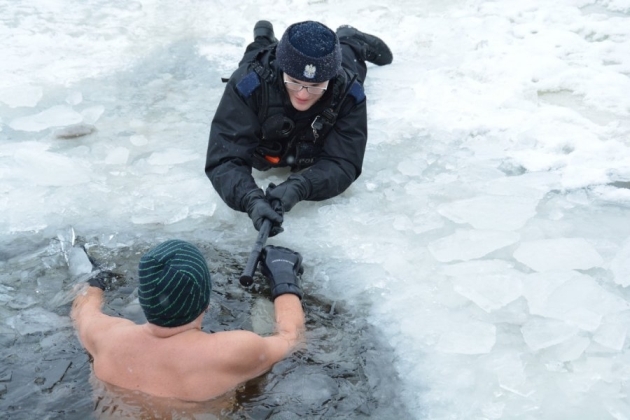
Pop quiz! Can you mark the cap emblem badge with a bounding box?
[303,64,316,79]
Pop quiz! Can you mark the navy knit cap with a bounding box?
[276,21,342,83]
[138,240,211,328]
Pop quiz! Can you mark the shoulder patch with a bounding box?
[236,71,261,98]
[348,80,365,103]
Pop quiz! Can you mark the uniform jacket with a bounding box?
[205,46,367,212]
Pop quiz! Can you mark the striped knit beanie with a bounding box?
[138,240,211,327]
[276,21,342,83]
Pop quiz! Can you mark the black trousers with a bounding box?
[239,36,368,84]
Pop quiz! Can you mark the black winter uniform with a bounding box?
[205,43,368,213]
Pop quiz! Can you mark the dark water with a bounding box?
[0,233,411,419]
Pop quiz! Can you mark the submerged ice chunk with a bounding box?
[443,260,525,312]
[484,171,559,199]
[435,319,496,354]
[522,271,629,331]
[605,398,630,420]
[251,298,274,335]
[521,317,579,351]
[37,272,65,295]
[81,105,105,124]
[493,353,535,397]
[450,271,523,312]
[437,195,538,231]
[593,318,628,351]
[549,335,590,362]
[130,134,148,146]
[513,238,603,272]
[9,105,83,132]
[428,229,520,262]
[5,307,70,335]
[0,84,43,107]
[131,206,189,225]
[147,148,197,165]
[105,147,130,165]
[271,368,338,407]
[13,143,92,186]
[38,359,72,391]
[67,247,93,278]
[0,284,15,305]
[66,91,82,105]
[610,238,630,287]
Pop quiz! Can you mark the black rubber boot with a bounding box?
[254,20,277,43]
[336,25,393,66]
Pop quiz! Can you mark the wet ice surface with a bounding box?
[0,234,410,419]
[2,0,630,419]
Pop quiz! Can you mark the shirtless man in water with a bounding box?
[71,239,304,402]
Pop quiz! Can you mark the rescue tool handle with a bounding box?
[239,198,282,287]
[239,218,272,286]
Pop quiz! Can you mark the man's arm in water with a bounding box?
[71,285,127,358]
[214,294,305,383]
[225,244,307,380]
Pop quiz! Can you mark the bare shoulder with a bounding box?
[199,330,269,360]
[72,286,133,354]
[197,329,295,379]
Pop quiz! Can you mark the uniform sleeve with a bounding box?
[205,77,263,211]
[300,96,368,201]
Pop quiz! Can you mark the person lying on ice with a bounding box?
[205,20,393,236]
[71,239,304,401]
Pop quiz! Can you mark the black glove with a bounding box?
[266,175,311,212]
[260,245,304,300]
[87,272,107,291]
[242,189,284,236]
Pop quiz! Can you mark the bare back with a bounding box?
[93,324,262,400]
[72,287,304,402]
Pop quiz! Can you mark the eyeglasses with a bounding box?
[283,77,328,95]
